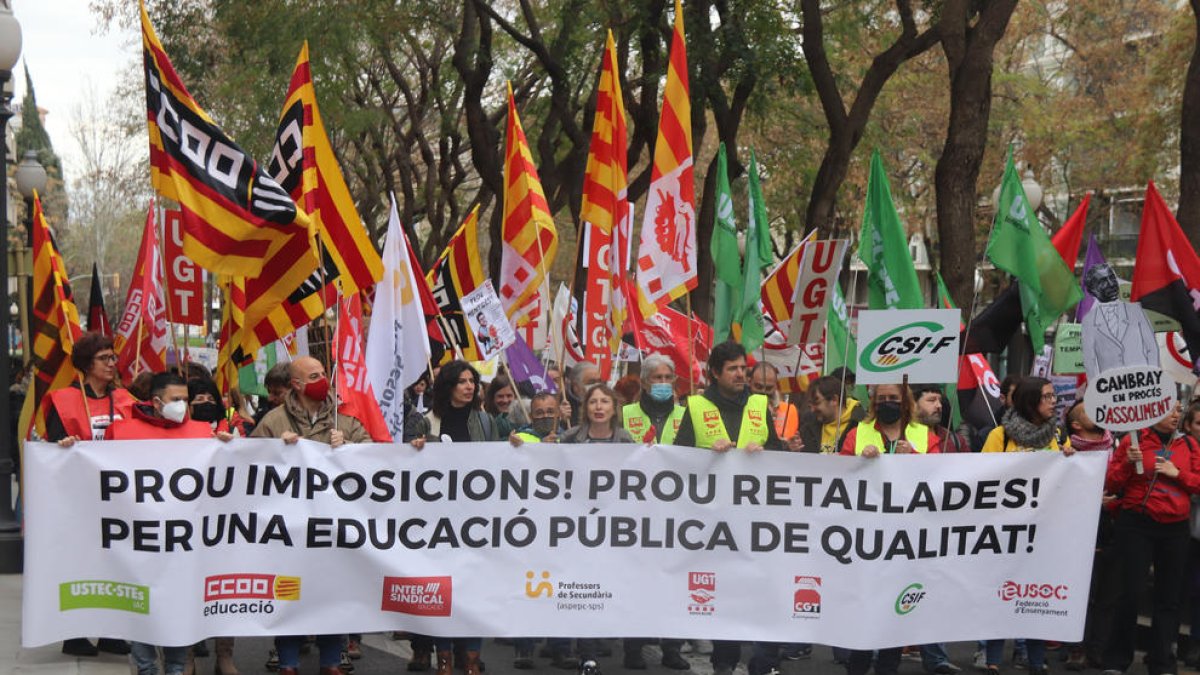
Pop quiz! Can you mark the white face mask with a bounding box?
[160,399,188,423]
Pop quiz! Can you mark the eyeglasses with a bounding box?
[1041,393,1058,402]
[93,354,118,363]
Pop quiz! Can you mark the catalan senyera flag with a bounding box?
[19,192,83,441]
[215,278,250,395]
[237,42,385,358]
[575,32,630,379]
[499,82,558,326]
[141,0,310,277]
[427,207,487,360]
[761,233,816,327]
[635,0,696,317]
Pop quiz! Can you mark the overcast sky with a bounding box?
[11,1,139,184]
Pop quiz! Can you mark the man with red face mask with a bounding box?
[251,355,370,675]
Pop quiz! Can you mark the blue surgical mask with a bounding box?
[649,383,675,402]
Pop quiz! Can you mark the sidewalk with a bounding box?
[0,574,129,674]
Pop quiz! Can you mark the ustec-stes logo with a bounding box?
[687,572,715,616]
[894,583,926,615]
[792,576,821,619]
[382,576,453,617]
[60,580,150,614]
[203,574,300,617]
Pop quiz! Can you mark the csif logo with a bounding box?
[60,580,150,614]
[998,581,1068,602]
[894,583,926,615]
[382,576,453,617]
[860,322,956,373]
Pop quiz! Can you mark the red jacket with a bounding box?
[1106,429,1200,523]
[104,404,213,440]
[46,385,136,441]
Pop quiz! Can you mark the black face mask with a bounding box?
[876,401,902,425]
[530,417,557,437]
[191,402,225,423]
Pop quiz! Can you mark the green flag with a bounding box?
[858,150,923,309]
[986,150,1082,351]
[738,150,772,352]
[824,283,868,406]
[711,143,742,343]
[238,343,279,397]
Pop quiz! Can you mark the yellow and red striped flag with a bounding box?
[18,192,83,441]
[141,0,310,278]
[427,207,488,360]
[577,31,630,379]
[499,83,558,326]
[635,0,696,317]
[761,233,816,325]
[237,42,385,358]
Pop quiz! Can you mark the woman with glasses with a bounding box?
[979,377,1072,675]
[45,332,136,658]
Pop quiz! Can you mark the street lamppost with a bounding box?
[0,0,24,572]
[15,149,45,358]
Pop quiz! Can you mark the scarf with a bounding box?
[1069,430,1114,452]
[1001,408,1058,450]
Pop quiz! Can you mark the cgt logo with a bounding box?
[793,576,821,618]
[204,574,300,602]
[998,581,1068,602]
[382,576,453,617]
[894,583,926,615]
[860,322,956,373]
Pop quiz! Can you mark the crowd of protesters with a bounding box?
[22,332,1200,675]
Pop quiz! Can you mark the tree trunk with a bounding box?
[1179,0,1200,249]
[934,0,1018,311]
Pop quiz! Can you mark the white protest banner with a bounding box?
[787,239,848,346]
[24,440,1103,649]
[1083,365,1176,432]
[463,281,517,361]
[161,208,205,326]
[856,309,961,384]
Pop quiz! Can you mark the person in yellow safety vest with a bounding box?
[748,361,803,450]
[799,375,866,454]
[622,353,686,445]
[839,382,941,456]
[674,340,781,675]
[508,392,561,446]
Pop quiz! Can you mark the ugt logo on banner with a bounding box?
[856,309,960,384]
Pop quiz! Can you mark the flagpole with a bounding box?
[497,354,532,426]
[685,292,696,395]
[314,238,334,378]
[831,270,860,454]
[331,289,340,432]
[133,320,144,379]
[154,202,182,367]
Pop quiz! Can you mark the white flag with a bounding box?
[365,197,431,439]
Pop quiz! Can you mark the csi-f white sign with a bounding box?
[856,309,961,385]
[1082,365,1177,433]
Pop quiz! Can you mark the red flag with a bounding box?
[336,294,392,442]
[114,205,169,381]
[1053,194,1089,271]
[1131,182,1200,372]
[404,228,445,344]
[626,276,711,390]
[87,263,112,336]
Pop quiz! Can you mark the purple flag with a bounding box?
[505,333,558,395]
[1076,234,1108,320]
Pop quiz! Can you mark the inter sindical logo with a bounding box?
[688,572,715,615]
[382,576,453,617]
[792,576,821,619]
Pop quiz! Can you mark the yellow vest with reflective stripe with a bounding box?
[853,421,931,455]
[687,394,770,449]
[623,403,685,444]
[515,431,545,443]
